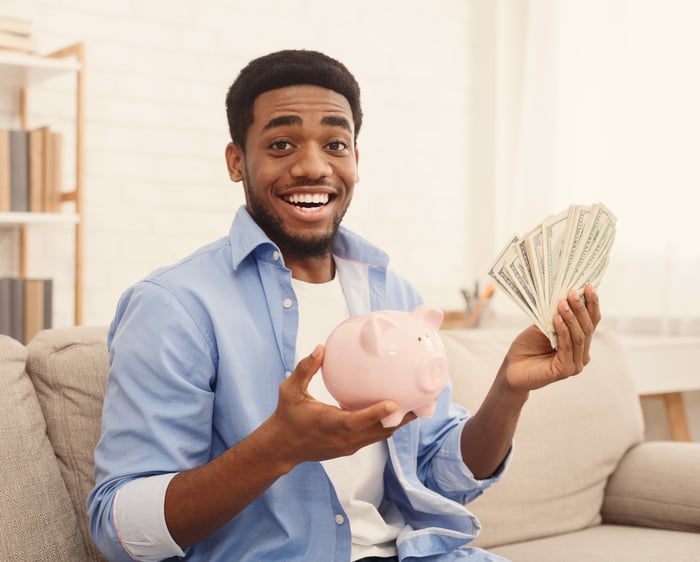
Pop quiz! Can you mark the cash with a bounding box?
[488,203,616,348]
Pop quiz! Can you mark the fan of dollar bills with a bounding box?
[488,203,616,348]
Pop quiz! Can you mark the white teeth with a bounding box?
[285,193,330,205]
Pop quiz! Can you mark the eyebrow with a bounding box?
[262,115,353,133]
[321,116,352,133]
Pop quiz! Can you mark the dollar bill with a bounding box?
[489,203,616,349]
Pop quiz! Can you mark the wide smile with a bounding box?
[281,192,335,213]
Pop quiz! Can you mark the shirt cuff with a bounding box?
[431,419,513,495]
[114,473,185,561]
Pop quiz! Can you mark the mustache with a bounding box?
[284,178,340,190]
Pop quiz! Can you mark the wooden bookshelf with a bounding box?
[0,42,85,327]
[0,211,79,225]
[0,49,81,88]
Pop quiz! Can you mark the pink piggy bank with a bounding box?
[321,305,448,427]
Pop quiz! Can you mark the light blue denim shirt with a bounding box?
[88,206,509,561]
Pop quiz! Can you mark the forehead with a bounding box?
[251,85,354,131]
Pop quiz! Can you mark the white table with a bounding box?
[618,334,700,441]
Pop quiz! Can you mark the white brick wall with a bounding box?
[0,0,475,326]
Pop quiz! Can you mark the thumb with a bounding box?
[289,344,325,391]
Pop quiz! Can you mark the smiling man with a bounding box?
[88,50,601,562]
[227,83,359,280]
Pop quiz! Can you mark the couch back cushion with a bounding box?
[441,328,645,548]
[0,335,87,561]
[26,326,110,562]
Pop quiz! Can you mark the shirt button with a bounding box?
[272,251,280,261]
[283,298,293,309]
[285,371,292,377]
[335,514,345,525]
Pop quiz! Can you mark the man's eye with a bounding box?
[270,141,292,151]
[327,141,349,151]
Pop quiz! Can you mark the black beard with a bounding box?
[245,187,346,260]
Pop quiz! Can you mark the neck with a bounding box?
[288,254,335,283]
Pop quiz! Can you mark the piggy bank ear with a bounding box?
[360,314,398,356]
[412,304,444,330]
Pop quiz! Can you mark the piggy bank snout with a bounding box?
[417,357,448,393]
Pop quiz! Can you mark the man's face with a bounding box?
[226,84,359,260]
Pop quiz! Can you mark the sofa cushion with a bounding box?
[602,440,700,532]
[441,328,645,548]
[0,335,87,561]
[26,326,110,562]
[489,523,700,562]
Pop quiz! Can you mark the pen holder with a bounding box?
[461,284,495,329]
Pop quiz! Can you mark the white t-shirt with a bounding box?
[291,275,404,561]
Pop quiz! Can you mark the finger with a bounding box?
[583,284,601,328]
[288,345,324,391]
[569,287,597,365]
[568,289,593,333]
[557,295,584,372]
[341,400,401,433]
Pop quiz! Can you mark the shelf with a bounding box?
[0,49,81,88]
[1,42,85,327]
[0,212,80,225]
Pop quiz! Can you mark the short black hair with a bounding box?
[225,49,362,150]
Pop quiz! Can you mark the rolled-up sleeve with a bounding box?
[114,473,184,561]
[88,281,216,560]
[430,419,512,502]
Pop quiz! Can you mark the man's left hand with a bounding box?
[502,284,601,394]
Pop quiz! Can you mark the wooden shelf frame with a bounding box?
[0,212,79,225]
[2,42,85,325]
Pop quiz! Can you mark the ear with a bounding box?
[225,142,244,182]
[360,314,398,356]
[411,304,444,330]
[354,146,360,183]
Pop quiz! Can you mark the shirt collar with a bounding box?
[229,206,275,271]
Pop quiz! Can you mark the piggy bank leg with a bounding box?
[380,410,407,428]
[412,401,437,419]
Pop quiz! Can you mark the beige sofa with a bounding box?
[1,326,699,561]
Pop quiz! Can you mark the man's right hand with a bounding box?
[268,344,415,471]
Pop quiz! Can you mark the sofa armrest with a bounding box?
[601,441,700,532]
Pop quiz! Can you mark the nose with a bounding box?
[417,357,448,393]
[290,145,333,179]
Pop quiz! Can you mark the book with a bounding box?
[0,128,9,211]
[46,131,62,212]
[23,278,43,342]
[0,29,36,53]
[43,278,53,330]
[0,15,32,36]
[28,126,50,212]
[0,277,11,337]
[23,278,52,342]
[9,129,28,212]
[0,277,53,342]
[9,277,23,342]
